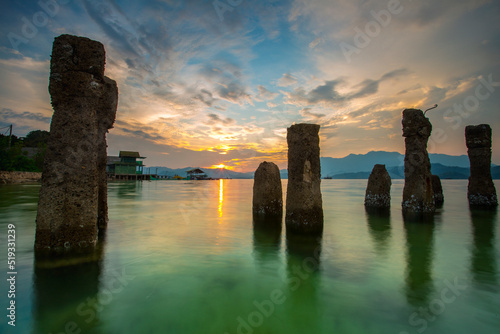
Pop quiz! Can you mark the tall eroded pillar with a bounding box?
[285,124,323,234]
[402,109,435,214]
[466,124,498,207]
[35,34,118,254]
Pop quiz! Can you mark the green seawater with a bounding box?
[1,179,499,334]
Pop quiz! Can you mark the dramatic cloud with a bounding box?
[285,69,409,106]
[0,109,51,123]
[300,107,325,119]
[206,114,236,126]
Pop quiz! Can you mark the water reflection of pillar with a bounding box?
[116,181,141,199]
[470,209,498,289]
[284,233,322,333]
[365,207,391,256]
[252,217,282,275]
[403,216,435,307]
[33,237,106,333]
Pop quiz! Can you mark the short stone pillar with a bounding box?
[35,35,118,254]
[402,109,435,214]
[285,123,323,234]
[431,175,444,206]
[365,164,391,208]
[253,161,283,219]
[466,124,498,207]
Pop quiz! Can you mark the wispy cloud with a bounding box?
[0,108,51,123]
[277,73,298,87]
[255,85,279,101]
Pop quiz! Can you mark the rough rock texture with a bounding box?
[285,123,323,234]
[466,124,498,207]
[365,164,391,208]
[97,77,118,228]
[253,161,283,218]
[402,109,435,214]
[35,35,117,254]
[0,171,41,184]
[431,175,444,206]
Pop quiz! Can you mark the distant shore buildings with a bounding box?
[187,168,208,180]
[107,151,149,180]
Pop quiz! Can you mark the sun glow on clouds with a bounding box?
[213,164,229,169]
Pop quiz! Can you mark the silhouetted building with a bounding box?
[186,168,208,180]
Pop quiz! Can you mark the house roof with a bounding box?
[119,151,145,159]
[187,168,206,174]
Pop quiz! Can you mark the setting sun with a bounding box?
[212,163,233,170]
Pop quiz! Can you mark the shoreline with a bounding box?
[0,171,41,184]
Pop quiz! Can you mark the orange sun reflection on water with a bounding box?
[218,178,223,223]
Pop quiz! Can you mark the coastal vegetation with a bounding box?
[0,130,49,172]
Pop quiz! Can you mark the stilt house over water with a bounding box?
[107,151,147,180]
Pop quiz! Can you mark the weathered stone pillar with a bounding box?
[285,123,323,234]
[466,124,498,207]
[402,109,435,214]
[365,164,391,208]
[253,161,283,219]
[35,34,118,254]
[431,175,444,206]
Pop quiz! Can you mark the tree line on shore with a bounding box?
[0,130,49,172]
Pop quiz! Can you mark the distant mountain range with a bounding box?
[148,151,500,180]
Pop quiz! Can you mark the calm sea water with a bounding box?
[1,179,499,334]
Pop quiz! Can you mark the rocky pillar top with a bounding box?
[50,34,105,81]
[466,124,491,149]
[402,109,432,138]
